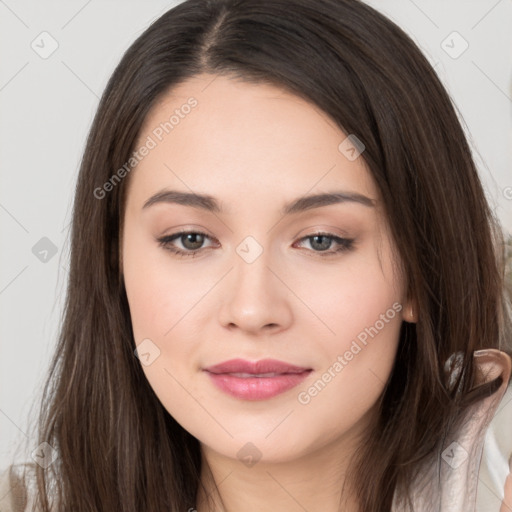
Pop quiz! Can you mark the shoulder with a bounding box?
[478,382,512,512]
[0,462,39,512]
[392,349,512,512]
[456,350,511,512]
[451,350,511,512]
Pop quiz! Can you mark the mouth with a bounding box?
[203,359,312,400]
[221,372,299,378]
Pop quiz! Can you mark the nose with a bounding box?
[217,246,293,335]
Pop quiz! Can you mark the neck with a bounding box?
[195,430,365,512]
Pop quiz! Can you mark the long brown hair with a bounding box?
[22,0,511,510]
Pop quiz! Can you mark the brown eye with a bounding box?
[157,230,217,257]
[179,233,206,250]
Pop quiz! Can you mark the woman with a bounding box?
[1,0,511,510]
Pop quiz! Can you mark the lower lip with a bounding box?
[205,370,312,400]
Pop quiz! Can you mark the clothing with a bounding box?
[1,350,510,512]
[391,349,512,511]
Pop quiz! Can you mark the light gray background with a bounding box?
[1,0,511,507]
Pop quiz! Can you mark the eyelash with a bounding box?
[156,230,355,258]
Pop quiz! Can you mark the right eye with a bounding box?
[156,230,219,257]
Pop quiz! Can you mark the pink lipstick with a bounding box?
[203,358,312,400]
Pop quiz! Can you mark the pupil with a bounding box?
[184,233,203,250]
[312,235,331,251]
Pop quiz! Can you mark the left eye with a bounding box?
[156,231,354,258]
[157,231,216,257]
[293,233,354,254]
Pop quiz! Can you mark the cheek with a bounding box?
[296,249,402,352]
[287,276,402,460]
[123,228,203,343]
[122,227,218,403]
[122,235,207,423]
[317,274,401,355]
[292,246,403,408]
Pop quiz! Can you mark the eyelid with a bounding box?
[292,223,352,240]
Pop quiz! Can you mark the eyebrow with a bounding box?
[142,189,375,215]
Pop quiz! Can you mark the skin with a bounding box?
[120,73,416,512]
[502,458,512,512]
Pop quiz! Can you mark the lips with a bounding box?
[203,358,312,400]
[204,358,311,375]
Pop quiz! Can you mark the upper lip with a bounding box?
[204,358,311,375]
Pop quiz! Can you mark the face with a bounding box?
[121,73,411,464]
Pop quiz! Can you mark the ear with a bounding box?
[402,296,418,324]
[473,348,512,387]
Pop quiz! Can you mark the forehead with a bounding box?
[126,73,377,212]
